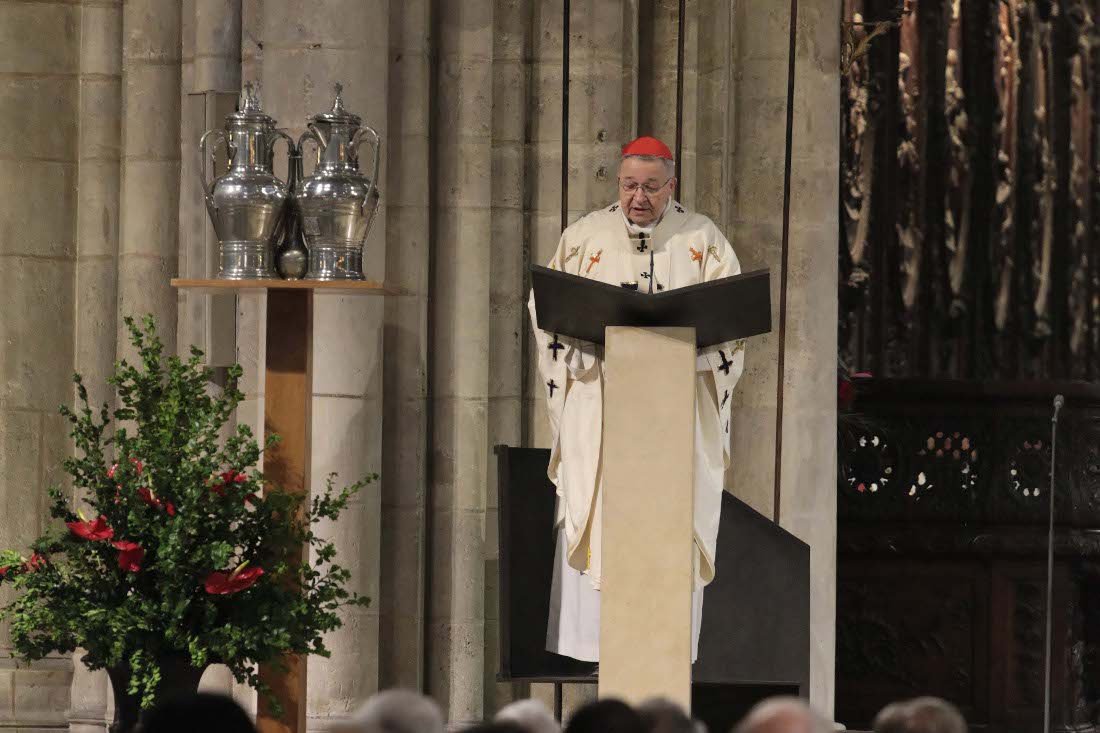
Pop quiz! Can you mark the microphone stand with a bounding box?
[1042,393,1064,733]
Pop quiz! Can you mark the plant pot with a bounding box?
[105,656,207,733]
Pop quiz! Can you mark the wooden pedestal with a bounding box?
[171,279,393,732]
[599,326,696,708]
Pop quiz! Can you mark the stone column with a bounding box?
[379,0,432,692]
[429,0,493,722]
[523,0,639,715]
[485,0,530,713]
[0,0,80,727]
[778,0,840,714]
[179,0,242,361]
[260,2,388,727]
[725,0,840,716]
[117,0,182,359]
[70,1,124,729]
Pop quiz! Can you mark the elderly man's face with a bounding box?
[618,157,675,227]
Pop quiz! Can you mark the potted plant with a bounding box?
[0,316,371,732]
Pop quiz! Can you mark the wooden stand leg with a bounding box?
[599,326,696,708]
[256,289,313,733]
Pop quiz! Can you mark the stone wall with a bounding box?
[0,0,839,727]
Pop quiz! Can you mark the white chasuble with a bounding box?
[528,200,746,662]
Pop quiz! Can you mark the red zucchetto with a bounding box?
[621,135,674,160]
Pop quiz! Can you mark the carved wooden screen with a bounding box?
[840,0,1100,381]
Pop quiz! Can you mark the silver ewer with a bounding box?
[199,82,294,279]
[298,83,382,281]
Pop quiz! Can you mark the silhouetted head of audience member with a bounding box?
[637,697,704,733]
[140,692,256,733]
[336,689,445,733]
[734,697,831,733]
[872,697,966,733]
[495,698,561,733]
[566,699,646,733]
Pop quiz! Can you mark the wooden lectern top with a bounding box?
[530,266,771,347]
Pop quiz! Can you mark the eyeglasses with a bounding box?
[619,178,672,196]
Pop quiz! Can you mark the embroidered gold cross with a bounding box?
[689,247,703,263]
[586,249,603,274]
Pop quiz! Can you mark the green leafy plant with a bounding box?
[0,316,372,714]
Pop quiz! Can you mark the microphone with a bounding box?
[1042,393,1065,733]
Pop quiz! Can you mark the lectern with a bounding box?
[531,266,771,707]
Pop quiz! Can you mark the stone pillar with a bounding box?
[179,0,241,361]
[379,0,431,693]
[523,0,639,714]
[725,0,840,716]
[260,2,388,727]
[117,0,182,358]
[485,0,530,713]
[69,1,124,728]
[183,0,247,691]
[429,0,493,722]
[0,0,80,727]
[779,0,840,714]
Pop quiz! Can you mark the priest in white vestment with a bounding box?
[528,136,747,662]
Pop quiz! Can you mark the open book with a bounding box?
[530,265,771,348]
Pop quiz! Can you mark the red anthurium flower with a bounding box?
[111,541,145,573]
[67,515,114,542]
[210,470,248,497]
[24,553,45,572]
[137,486,161,509]
[0,566,8,579]
[203,564,264,595]
[165,501,177,517]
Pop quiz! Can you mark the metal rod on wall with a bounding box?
[421,0,441,697]
[554,0,571,713]
[674,0,686,197]
[561,0,571,232]
[773,0,799,523]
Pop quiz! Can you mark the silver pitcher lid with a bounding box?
[308,82,362,126]
[226,82,276,125]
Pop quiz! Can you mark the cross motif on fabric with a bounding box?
[640,272,651,280]
[636,239,648,253]
[656,283,664,291]
[586,250,602,274]
[689,247,703,263]
[675,204,685,213]
[718,350,733,375]
[547,379,558,397]
[721,390,730,408]
[609,203,619,212]
[548,335,565,361]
